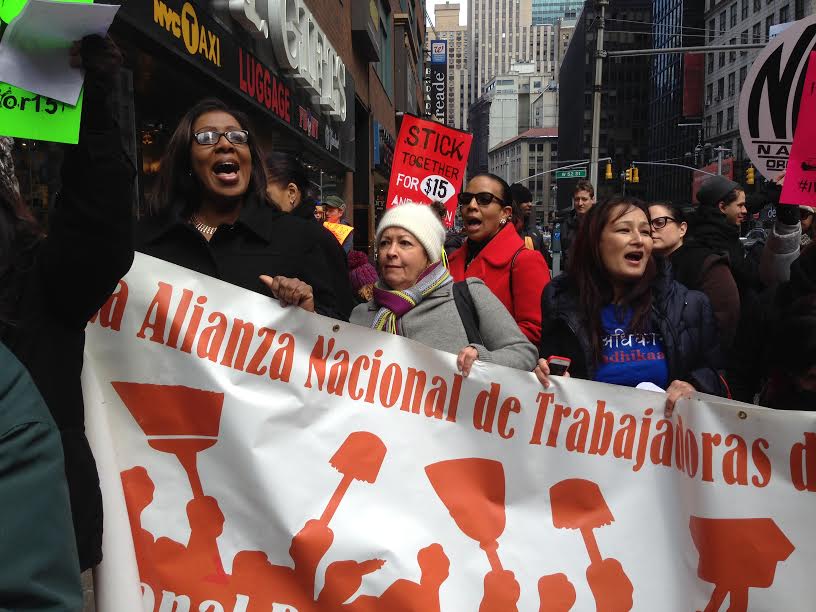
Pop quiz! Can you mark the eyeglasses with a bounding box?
[650,216,677,229]
[193,130,249,146]
[457,191,505,207]
[801,209,814,220]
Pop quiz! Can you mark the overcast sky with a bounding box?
[425,0,468,26]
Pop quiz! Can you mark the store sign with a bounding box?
[119,0,354,169]
[153,0,221,67]
[430,40,447,65]
[229,0,348,121]
[388,114,472,227]
[238,48,291,122]
[739,15,816,179]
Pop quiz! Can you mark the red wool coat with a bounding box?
[448,224,551,345]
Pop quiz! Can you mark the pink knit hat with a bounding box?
[348,250,378,291]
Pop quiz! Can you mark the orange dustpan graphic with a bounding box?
[112,382,224,499]
[425,458,507,571]
[319,431,387,525]
[689,516,794,612]
[550,478,613,565]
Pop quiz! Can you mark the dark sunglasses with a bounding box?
[457,191,505,207]
[193,130,249,146]
[650,216,677,229]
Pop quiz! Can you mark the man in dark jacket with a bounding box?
[558,179,595,272]
[0,343,82,610]
[689,175,759,293]
[0,37,135,571]
[510,183,551,265]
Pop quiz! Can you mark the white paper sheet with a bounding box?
[0,0,120,105]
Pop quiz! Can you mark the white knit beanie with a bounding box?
[375,203,446,263]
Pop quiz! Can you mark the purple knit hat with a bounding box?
[348,250,378,290]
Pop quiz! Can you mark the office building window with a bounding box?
[742,0,749,18]
[754,0,761,11]
[719,51,726,67]
[707,83,714,103]
[718,77,724,99]
[753,22,761,42]
[728,72,736,95]
[730,3,738,26]
[740,65,747,87]
[780,4,790,21]
[719,10,727,33]
[730,38,737,61]
[727,106,734,130]
[708,52,714,73]
[717,111,724,133]
[766,14,775,36]
[708,18,716,41]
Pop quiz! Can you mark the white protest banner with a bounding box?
[85,254,816,612]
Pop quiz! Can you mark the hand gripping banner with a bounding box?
[84,254,816,612]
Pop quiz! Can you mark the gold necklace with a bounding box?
[191,215,218,236]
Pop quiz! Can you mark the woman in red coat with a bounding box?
[448,173,551,344]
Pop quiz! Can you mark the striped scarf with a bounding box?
[372,262,452,334]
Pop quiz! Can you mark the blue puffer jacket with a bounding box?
[539,260,728,396]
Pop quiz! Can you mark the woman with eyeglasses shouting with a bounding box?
[136,99,341,318]
[447,173,551,344]
[649,201,740,351]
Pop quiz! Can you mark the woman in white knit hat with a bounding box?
[350,203,538,375]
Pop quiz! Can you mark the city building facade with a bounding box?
[468,0,557,104]
[468,65,557,175]
[533,0,585,25]
[557,0,652,208]
[646,0,705,204]
[488,128,559,223]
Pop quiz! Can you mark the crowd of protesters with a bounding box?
[2,35,816,610]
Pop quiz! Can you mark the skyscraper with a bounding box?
[532,0,585,25]
[468,0,556,104]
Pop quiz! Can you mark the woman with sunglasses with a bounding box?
[536,197,727,414]
[447,173,551,344]
[649,202,740,350]
[136,99,341,318]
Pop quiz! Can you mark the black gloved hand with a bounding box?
[776,202,801,226]
[69,35,122,90]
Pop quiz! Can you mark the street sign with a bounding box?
[554,168,587,179]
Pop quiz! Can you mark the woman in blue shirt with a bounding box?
[536,196,727,413]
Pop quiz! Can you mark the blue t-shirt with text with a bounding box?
[593,305,669,389]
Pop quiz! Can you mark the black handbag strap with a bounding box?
[452,281,484,346]
[508,245,525,310]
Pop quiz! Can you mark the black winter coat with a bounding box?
[136,195,347,320]
[539,260,727,396]
[0,82,135,570]
[557,209,580,272]
[290,200,355,320]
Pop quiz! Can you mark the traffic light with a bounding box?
[625,168,633,182]
[633,167,640,183]
[605,162,613,180]
[746,165,755,185]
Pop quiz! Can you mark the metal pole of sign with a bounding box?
[589,0,609,190]
[320,169,324,201]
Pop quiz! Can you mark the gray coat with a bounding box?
[759,220,801,287]
[350,278,538,371]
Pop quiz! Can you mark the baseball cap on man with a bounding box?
[323,195,346,211]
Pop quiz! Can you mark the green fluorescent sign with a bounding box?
[0,0,91,144]
[554,168,588,179]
